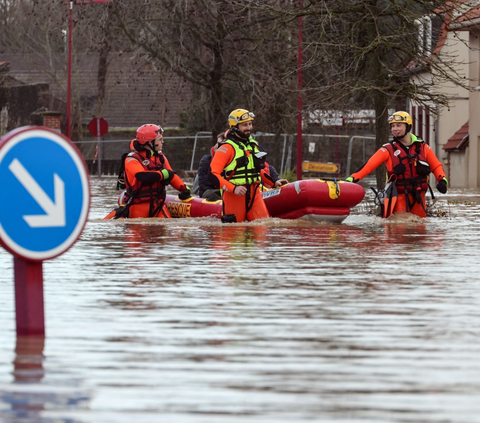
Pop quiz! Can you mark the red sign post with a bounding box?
[297,0,303,181]
[14,258,45,335]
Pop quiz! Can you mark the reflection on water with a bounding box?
[1,176,480,422]
[0,336,89,423]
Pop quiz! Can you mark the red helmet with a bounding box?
[136,124,163,144]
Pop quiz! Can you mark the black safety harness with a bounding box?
[386,140,435,214]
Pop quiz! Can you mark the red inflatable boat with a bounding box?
[105,179,364,223]
[164,179,364,223]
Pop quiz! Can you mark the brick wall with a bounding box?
[42,113,61,131]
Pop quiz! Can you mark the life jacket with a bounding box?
[222,135,265,186]
[384,135,434,213]
[384,135,431,194]
[123,151,166,208]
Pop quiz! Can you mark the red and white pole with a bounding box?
[67,1,73,140]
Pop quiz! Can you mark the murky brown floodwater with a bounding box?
[1,176,480,423]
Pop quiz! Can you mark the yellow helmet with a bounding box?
[228,109,255,128]
[388,111,412,126]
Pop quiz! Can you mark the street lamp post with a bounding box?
[65,0,113,140]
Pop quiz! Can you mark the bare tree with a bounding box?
[111,0,298,140]
[253,0,468,186]
[2,0,470,182]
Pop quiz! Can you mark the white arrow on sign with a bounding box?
[8,158,66,228]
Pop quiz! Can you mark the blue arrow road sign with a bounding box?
[0,127,90,261]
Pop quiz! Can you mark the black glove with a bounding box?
[178,189,192,200]
[436,178,448,194]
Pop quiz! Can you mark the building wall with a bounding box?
[1,54,194,131]
[467,28,480,187]
[449,150,468,187]
[410,29,470,185]
[436,30,470,183]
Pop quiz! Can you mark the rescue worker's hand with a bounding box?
[345,177,354,183]
[274,179,288,187]
[178,189,192,200]
[436,177,448,194]
[160,169,174,184]
[233,186,247,196]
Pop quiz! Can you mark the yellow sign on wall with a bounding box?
[302,161,340,174]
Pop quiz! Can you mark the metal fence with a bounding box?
[73,132,376,178]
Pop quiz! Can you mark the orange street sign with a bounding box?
[302,161,340,174]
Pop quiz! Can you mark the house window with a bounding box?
[415,16,433,57]
[411,105,431,144]
[414,14,444,59]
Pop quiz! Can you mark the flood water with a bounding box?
[1,176,480,423]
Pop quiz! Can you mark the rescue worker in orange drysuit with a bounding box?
[210,109,287,223]
[346,111,448,218]
[121,124,191,218]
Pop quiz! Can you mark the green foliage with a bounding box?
[281,168,297,182]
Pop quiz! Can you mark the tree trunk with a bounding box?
[210,52,224,142]
[374,91,389,190]
[209,25,225,143]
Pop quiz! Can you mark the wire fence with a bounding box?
[73,132,376,179]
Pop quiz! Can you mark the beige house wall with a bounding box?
[467,28,480,187]
[449,151,469,187]
[410,30,470,186]
[436,30,470,182]
[437,28,470,187]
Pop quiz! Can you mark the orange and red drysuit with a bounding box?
[350,135,446,217]
[123,148,188,218]
[210,134,271,223]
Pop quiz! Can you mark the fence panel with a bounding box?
[73,133,376,178]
